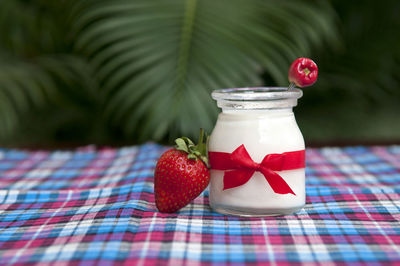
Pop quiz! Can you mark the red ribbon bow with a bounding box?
[208,145,305,195]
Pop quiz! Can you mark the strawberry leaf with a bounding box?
[174,129,210,168]
[175,138,189,153]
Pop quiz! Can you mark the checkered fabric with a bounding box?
[0,144,399,265]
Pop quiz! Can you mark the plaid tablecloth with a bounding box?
[0,144,399,265]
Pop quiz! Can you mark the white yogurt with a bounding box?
[208,88,305,216]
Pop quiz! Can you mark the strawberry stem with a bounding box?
[198,128,204,147]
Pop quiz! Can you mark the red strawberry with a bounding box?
[288,57,318,88]
[154,129,210,213]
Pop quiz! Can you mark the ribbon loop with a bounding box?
[231,145,260,170]
[209,145,305,195]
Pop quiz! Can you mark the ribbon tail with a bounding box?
[260,168,296,195]
[223,169,255,190]
[261,150,305,171]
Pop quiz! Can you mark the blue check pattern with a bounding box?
[0,144,399,265]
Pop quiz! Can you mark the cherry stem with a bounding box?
[288,82,295,90]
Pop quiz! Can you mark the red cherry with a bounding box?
[288,57,318,88]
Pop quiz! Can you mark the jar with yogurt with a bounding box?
[208,87,305,216]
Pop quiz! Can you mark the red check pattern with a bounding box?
[0,144,399,265]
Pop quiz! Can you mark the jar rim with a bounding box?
[211,87,302,101]
[211,87,303,110]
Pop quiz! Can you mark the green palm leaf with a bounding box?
[0,55,100,142]
[0,0,100,144]
[0,59,50,138]
[71,0,338,141]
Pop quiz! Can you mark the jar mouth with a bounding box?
[212,87,302,101]
[211,87,303,110]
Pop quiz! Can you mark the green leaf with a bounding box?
[70,0,337,142]
[175,138,189,153]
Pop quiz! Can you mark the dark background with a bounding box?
[0,0,399,148]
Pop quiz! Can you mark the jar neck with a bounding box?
[221,108,293,115]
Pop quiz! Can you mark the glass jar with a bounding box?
[208,87,305,216]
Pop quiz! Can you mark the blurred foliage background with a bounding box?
[0,0,399,147]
